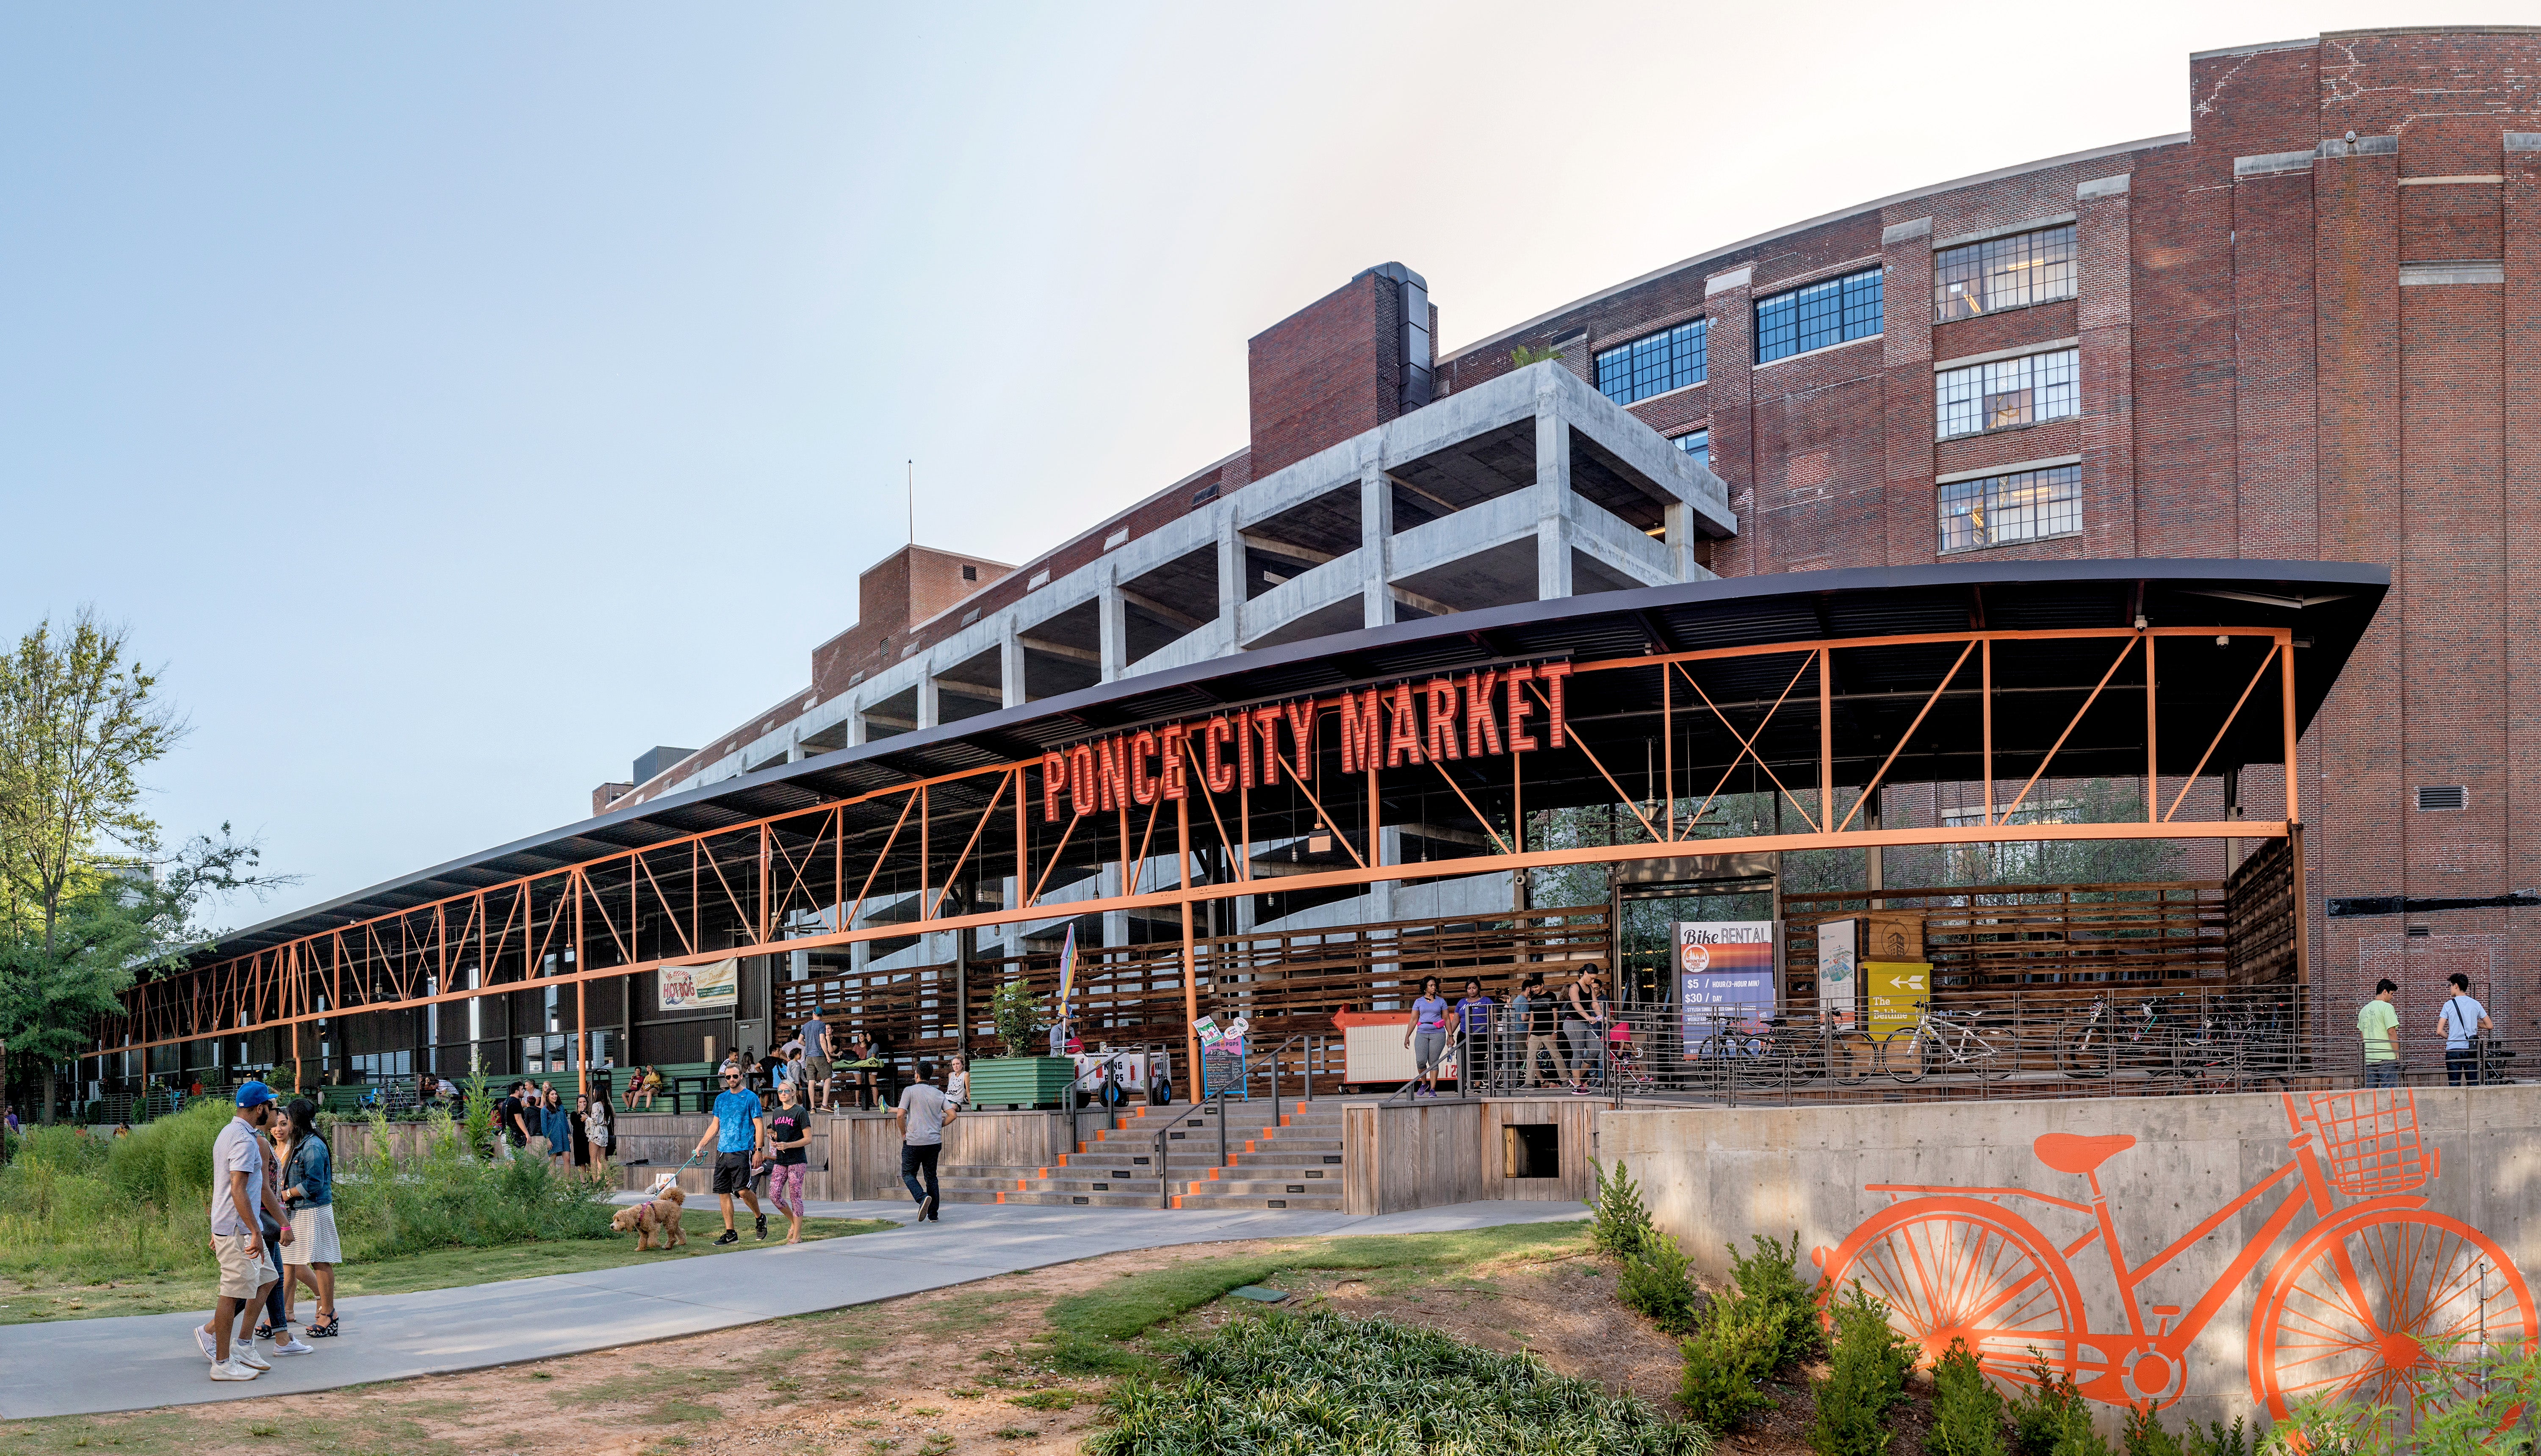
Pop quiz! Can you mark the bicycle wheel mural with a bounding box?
[1812,1090,2535,1420]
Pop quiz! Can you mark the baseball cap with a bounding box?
[234,1080,277,1109]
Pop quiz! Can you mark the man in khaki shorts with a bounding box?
[801,1007,835,1113]
[200,1080,292,1380]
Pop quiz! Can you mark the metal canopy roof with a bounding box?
[204,558,2385,961]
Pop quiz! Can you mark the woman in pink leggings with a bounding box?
[763,1081,814,1242]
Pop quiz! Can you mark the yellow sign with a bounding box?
[1863,961,1932,1041]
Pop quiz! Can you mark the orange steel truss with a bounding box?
[91,624,2303,1086]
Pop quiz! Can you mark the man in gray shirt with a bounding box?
[894,1061,956,1223]
[800,1009,833,1112]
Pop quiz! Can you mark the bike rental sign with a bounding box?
[1675,921,1774,1055]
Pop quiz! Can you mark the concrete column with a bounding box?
[1098,566,1127,684]
[1361,455,1394,628]
[844,699,869,747]
[785,727,805,764]
[1664,500,1693,582]
[915,672,941,731]
[1216,514,1246,646]
[1099,862,1129,948]
[999,626,1027,708]
[1370,827,1401,921]
[1000,875,1021,953]
[1533,397,1573,600]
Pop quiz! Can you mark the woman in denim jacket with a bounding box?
[277,1098,342,1337]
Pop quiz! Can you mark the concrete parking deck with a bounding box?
[0,1198,1586,1420]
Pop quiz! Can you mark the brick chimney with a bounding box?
[1248,263,1435,479]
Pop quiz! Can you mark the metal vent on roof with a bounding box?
[1104,528,1129,549]
[2417,785,2468,812]
[1029,569,1050,589]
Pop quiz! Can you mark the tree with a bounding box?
[0,612,288,1119]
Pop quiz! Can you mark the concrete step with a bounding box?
[1172,1189,1345,1212]
[1182,1172,1341,1196]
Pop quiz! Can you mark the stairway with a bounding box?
[956,1098,1350,1212]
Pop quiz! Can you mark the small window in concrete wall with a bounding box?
[1504,1122,1561,1179]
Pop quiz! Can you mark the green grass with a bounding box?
[0,1210,892,1325]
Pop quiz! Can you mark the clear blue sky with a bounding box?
[0,1,2454,928]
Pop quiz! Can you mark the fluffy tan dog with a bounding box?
[609,1185,689,1251]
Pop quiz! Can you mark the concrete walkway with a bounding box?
[0,1199,1587,1420]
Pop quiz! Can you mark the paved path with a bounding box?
[0,1199,1586,1420]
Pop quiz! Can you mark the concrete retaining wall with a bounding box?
[1600,1086,2541,1430]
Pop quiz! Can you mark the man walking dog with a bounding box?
[199,1080,292,1380]
[689,1064,768,1243]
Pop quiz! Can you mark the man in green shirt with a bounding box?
[2359,978,2401,1087]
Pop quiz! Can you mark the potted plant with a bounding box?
[966,978,1075,1109]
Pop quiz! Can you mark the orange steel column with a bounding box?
[1982,640,1995,824]
[573,877,588,1098]
[1178,797,1199,1100]
[1817,647,1833,828]
[2145,633,2159,824]
[2280,630,2300,823]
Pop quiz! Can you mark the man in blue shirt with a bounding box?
[689,1066,768,1244]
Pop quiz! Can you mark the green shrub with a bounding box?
[1806,1284,1917,1456]
[1679,1292,1794,1433]
[1088,1309,1707,1455]
[1619,1230,1701,1334]
[1928,1340,2007,1456]
[1589,1158,1658,1258]
[2008,1356,2107,1456]
[2122,1403,2184,1456]
[2182,1417,2245,1456]
[1729,1233,1827,1368]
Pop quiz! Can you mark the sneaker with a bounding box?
[210,1357,260,1382]
[272,1334,316,1356]
[755,1213,767,1241]
[232,1345,272,1371]
[714,1229,739,1246]
[197,1325,220,1362]
[919,1195,938,1221]
[1570,1083,1591,1096]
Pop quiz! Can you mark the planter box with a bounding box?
[967,1056,1076,1109]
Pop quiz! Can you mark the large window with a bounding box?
[1936,348,2078,439]
[1938,463,2081,553]
[1755,269,1883,363]
[1595,319,1707,403]
[1672,429,1711,472]
[1934,225,2076,321]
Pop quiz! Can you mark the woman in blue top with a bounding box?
[1402,976,1452,1099]
[540,1085,573,1168]
[277,1098,341,1337]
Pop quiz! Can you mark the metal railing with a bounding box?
[1437,989,2535,1108]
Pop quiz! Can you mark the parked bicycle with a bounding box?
[1879,1000,2011,1083]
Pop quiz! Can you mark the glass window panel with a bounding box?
[1934,226,2077,322]
[1673,429,1711,472]
[1934,349,2079,439]
[1936,464,2083,552]
[1594,318,1708,404]
[1755,269,1884,364]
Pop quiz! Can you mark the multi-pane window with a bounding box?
[1936,349,2079,439]
[1673,429,1711,472]
[1937,464,2082,553]
[1594,319,1707,403]
[1934,226,2076,321]
[1755,269,1883,364]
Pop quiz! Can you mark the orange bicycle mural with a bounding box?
[1813,1090,2534,1417]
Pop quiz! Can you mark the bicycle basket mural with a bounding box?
[2307,1089,2436,1196]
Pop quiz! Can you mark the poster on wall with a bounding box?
[1862,961,1931,1040]
[1816,919,1860,1031]
[1675,920,1777,1056]
[660,956,739,1012]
